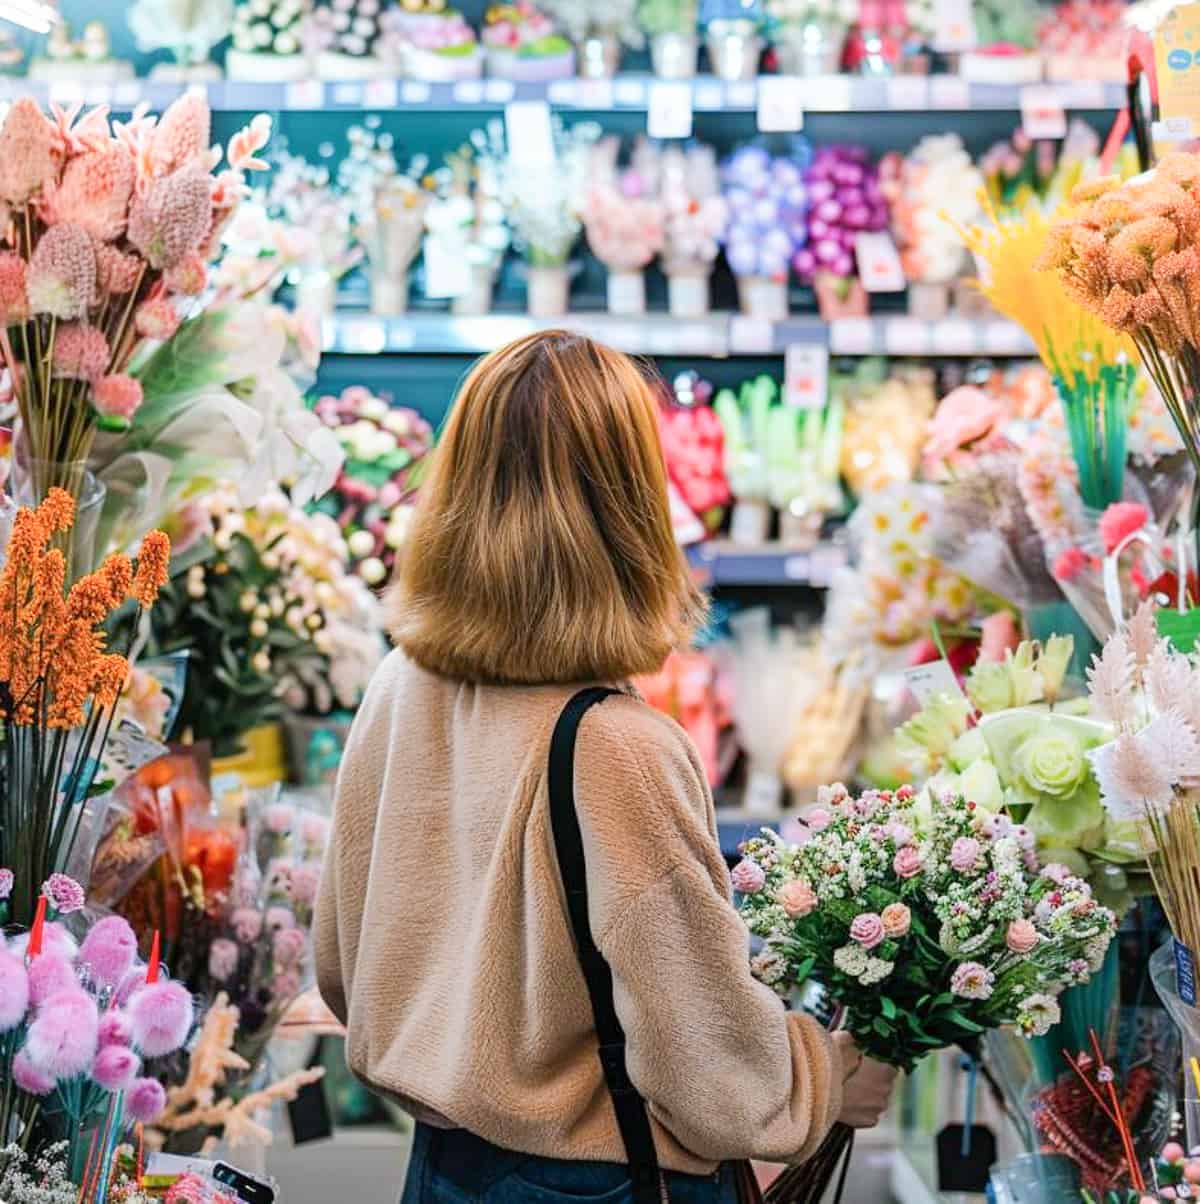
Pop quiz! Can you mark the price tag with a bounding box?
[1156,3,1200,127]
[932,318,977,354]
[693,79,725,110]
[728,316,774,354]
[401,81,431,104]
[423,237,472,299]
[807,544,844,586]
[855,231,905,293]
[505,100,556,165]
[363,78,397,107]
[82,83,113,106]
[904,659,965,705]
[484,79,515,104]
[1021,86,1067,139]
[757,76,804,132]
[285,78,325,109]
[1154,115,1196,143]
[574,78,614,108]
[453,79,485,104]
[886,76,929,109]
[647,80,693,139]
[830,317,875,354]
[884,317,931,355]
[725,80,757,109]
[332,82,364,106]
[388,321,416,351]
[1175,938,1198,1005]
[932,0,976,51]
[614,77,646,107]
[930,75,970,109]
[785,343,829,409]
[783,555,812,581]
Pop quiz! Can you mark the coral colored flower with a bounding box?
[91,1043,140,1091]
[27,223,96,319]
[39,144,136,242]
[95,244,144,296]
[227,113,272,174]
[0,252,28,323]
[1053,546,1092,582]
[125,1076,167,1124]
[950,836,981,873]
[1099,501,1149,554]
[777,879,818,919]
[126,980,193,1057]
[730,859,766,894]
[12,1048,55,1095]
[1006,918,1039,953]
[979,611,1019,664]
[41,872,85,914]
[924,386,1008,464]
[134,296,181,340]
[127,168,212,270]
[27,954,76,1007]
[893,846,922,878]
[23,988,99,1077]
[951,961,994,1000]
[79,915,139,988]
[849,912,885,950]
[52,323,110,381]
[164,253,206,296]
[0,98,57,204]
[150,91,212,178]
[0,866,11,899]
[97,1010,132,1048]
[880,902,911,938]
[93,373,143,423]
[0,949,29,1031]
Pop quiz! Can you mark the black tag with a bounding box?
[936,1124,996,1192]
[287,1075,333,1145]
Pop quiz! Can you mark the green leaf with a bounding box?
[1158,607,1200,653]
[880,996,896,1019]
[871,1017,892,1038]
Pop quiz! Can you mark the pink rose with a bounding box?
[805,808,831,833]
[881,902,911,938]
[849,913,885,950]
[731,859,766,895]
[777,880,818,919]
[1006,919,1039,954]
[893,847,922,879]
[950,837,981,873]
[923,385,1007,465]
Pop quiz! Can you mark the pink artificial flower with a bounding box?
[41,872,86,915]
[27,223,97,319]
[849,912,885,950]
[97,1010,132,1048]
[125,1076,167,1124]
[271,969,301,1001]
[52,323,110,381]
[286,863,321,906]
[1041,863,1072,884]
[39,143,136,242]
[149,92,212,179]
[207,938,239,983]
[880,902,911,938]
[27,953,77,1007]
[164,253,206,296]
[950,837,981,873]
[923,386,1008,465]
[0,949,29,1031]
[978,611,1019,664]
[227,113,272,174]
[126,980,193,1057]
[12,1048,55,1095]
[23,988,99,1078]
[166,1173,210,1204]
[1052,545,1093,582]
[1099,501,1149,555]
[893,847,922,878]
[0,253,28,324]
[91,1043,140,1091]
[805,808,831,832]
[272,926,307,968]
[134,296,181,340]
[884,820,913,846]
[300,813,331,850]
[949,961,994,1000]
[730,859,766,894]
[92,374,143,423]
[114,964,147,1007]
[79,915,139,988]
[1006,919,1039,953]
[0,866,12,899]
[95,244,144,296]
[127,168,212,270]
[9,921,78,962]
[46,100,112,158]
[265,906,296,933]
[231,907,263,944]
[0,98,58,205]
[263,801,296,834]
[777,879,818,919]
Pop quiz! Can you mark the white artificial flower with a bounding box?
[1087,632,1135,726]
[1091,730,1176,822]
[833,944,868,976]
[1146,640,1193,718]
[1018,993,1061,1037]
[859,957,894,986]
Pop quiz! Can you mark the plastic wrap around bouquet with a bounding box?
[482,1,576,80]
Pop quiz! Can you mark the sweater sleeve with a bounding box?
[574,701,845,1165]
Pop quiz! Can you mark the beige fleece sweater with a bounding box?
[313,649,843,1174]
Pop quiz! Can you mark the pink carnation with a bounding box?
[164,253,207,296]
[265,906,296,933]
[208,938,239,983]
[805,808,831,832]
[93,374,143,423]
[0,98,58,205]
[286,863,321,906]
[0,253,28,323]
[263,802,296,834]
[893,846,923,878]
[0,866,12,900]
[27,953,77,1007]
[1005,918,1039,953]
[231,907,263,944]
[23,988,99,1078]
[95,244,144,296]
[924,385,1007,464]
[41,872,86,915]
[134,297,181,340]
[0,948,29,1031]
[97,1010,132,1048]
[79,915,139,988]
[149,92,212,179]
[1099,502,1149,555]
[1041,863,1072,884]
[12,1048,55,1095]
[27,223,97,319]
[849,912,885,949]
[881,902,911,938]
[127,168,212,270]
[949,961,994,1000]
[125,1076,167,1124]
[126,980,193,1057]
[52,323,109,381]
[91,1043,140,1091]
[950,837,981,873]
[777,879,818,919]
[272,926,307,967]
[39,144,136,242]
[730,859,766,894]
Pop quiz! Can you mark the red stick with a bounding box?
[145,930,160,984]
[26,894,47,960]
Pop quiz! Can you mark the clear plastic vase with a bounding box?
[1151,940,1200,1153]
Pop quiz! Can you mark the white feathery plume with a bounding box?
[1090,730,1176,822]
[1146,640,1193,717]
[1142,709,1200,782]
[1087,631,1135,727]
[1126,598,1159,667]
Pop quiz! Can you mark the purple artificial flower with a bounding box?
[272,927,306,968]
[27,953,77,1007]
[91,1043,141,1091]
[12,1048,56,1095]
[97,1010,133,1048]
[23,988,99,1078]
[231,907,263,944]
[208,938,239,983]
[730,859,766,895]
[126,980,193,1057]
[0,948,30,1031]
[78,916,139,989]
[41,873,85,915]
[125,1076,167,1124]
[0,867,13,900]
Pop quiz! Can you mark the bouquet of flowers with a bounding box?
[654,143,727,293]
[482,1,577,79]
[309,386,434,586]
[656,369,730,534]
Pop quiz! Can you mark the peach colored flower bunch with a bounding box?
[0,92,271,512]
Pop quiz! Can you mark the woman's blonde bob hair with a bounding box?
[387,330,705,685]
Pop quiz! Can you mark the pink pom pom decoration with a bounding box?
[39,144,136,243]
[22,988,99,1078]
[91,1043,140,1091]
[27,953,77,1008]
[134,297,181,341]
[92,374,144,423]
[0,98,58,205]
[10,921,78,962]
[126,980,193,1057]
[12,1048,56,1095]
[125,1076,168,1124]
[0,949,29,1031]
[97,1009,133,1048]
[95,244,144,296]
[51,323,110,382]
[27,223,97,320]
[127,169,212,271]
[114,964,147,1007]
[79,915,139,988]
[0,252,29,324]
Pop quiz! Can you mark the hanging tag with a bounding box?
[1156,4,1200,126]
[1021,86,1068,139]
[785,344,829,409]
[757,76,804,132]
[505,100,556,165]
[1176,938,1198,1005]
[423,238,472,299]
[932,0,976,51]
[855,231,905,293]
[648,80,693,139]
[903,659,965,705]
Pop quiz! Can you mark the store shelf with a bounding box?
[685,540,846,587]
[322,311,1037,358]
[0,73,1124,115]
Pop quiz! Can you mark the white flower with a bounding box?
[833,944,868,976]
[859,957,894,986]
[1087,633,1135,725]
[1127,600,1160,667]
[1143,709,1200,782]
[1018,993,1061,1037]
[750,949,788,986]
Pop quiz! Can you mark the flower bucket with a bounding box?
[606,270,647,315]
[527,265,571,317]
[370,274,411,316]
[778,506,823,549]
[773,20,842,75]
[451,264,495,316]
[705,19,762,81]
[579,32,621,78]
[668,271,710,317]
[907,280,951,321]
[651,31,699,79]
[210,722,288,790]
[1151,940,1200,1152]
[737,275,788,320]
[729,497,771,546]
[814,273,868,320]
[10,447,106,580]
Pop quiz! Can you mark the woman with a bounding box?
[314,331,895,1203]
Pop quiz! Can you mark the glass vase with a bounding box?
[10,442,107,579]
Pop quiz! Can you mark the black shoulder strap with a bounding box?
[548,687,666,1204]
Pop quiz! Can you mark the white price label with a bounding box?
[363,78,398,107]
[932,318,977,354]
[884,317,932,355]
[728,316,774,354]
[82,83,113,106]
[484,79,515,104]
[1058,80,1105,109]
[574,78,614,108]
[453,79,485,104]
[757,75,804,132]
[423,237,472,299]
[725,81,757,109]
[332,82,364,106]
[694,80,725,110]
[932,0,976,51]
[614,77,646,106]
[647,80,693,139]
[830,317,875,354]
[808,545,844,586]
[856,231,906,293]
[904,659,966,705]
[930,75,971,109]
[285,79,325,109]
[504,100,556,165]
[804,75,852,111]
[783,555,812,581]
[1021,86,1067,139]
[785,343,829,409]
[1154,116,1196,143]
[886,76,929,109]
[547,80,576,104]
[401,81,432,104]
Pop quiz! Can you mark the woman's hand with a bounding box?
[832,1033,898,1129]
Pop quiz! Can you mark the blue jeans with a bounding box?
[400,1123,740,1203]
